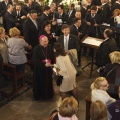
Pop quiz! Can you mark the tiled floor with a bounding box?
[0,57,99,120]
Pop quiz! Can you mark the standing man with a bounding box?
[23,10,41,48]
[32,35,55,100]
[4,4,18,33]
[58,24,80,53]
[58,24,80,73]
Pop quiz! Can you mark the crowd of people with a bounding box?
[0,0,120,119]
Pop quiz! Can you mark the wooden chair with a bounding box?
[1,63,27,97]
[84,96,92,120]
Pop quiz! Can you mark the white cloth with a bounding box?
[56,55,77,92]
[91,88,116,107]
[58,113,78,120]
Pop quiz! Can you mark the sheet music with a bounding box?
[82,37,103,46]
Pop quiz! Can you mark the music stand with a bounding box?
[81,36,103,78]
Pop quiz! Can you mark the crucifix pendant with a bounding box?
[45,59,48,62]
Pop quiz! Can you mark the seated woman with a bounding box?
[90,100,108,120]
[54,43,78,101]
[7,27,32,72]
[91,77,116,107]
[0,27,9,63]
[49,96,78,120]
[107,9,120,27]
[101,51,120,97]
[39,20,57,47]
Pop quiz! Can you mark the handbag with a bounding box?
[56,75,63,86]
[48,111,58,120]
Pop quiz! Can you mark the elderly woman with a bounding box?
[54,43,78,101]
[49,96,78,120]
[7,27,31,72]
[0,27,9,63]
[102,51,120,97]
[91,77,116,107]
[90,100,108,120]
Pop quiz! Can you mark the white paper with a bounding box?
[82,37,103,46]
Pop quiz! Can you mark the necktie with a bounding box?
[68,10,71,17]
[64,37,68,51]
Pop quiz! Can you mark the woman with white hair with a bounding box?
[91,77,116,107]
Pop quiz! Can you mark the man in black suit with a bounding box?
[58,24,80,54]
[55,4,69,36]
[81,0,88,19]
[112,0,120,12]
[5,4,18,33]
[67,3,75,24]
[12,3,27,35]
[49,2,57,21]
[58,24,80,73]
[70,18,81,66]
[96,28,117,67]
[85,5,101,38]
[98,0,110,24]
[0,0,12,29]
[40,5,50,24]
[23,10,41,48]
[70,18,81,37]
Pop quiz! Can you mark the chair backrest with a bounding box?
[85,96,92,120]
[115,65,120,85]
[2,63,16,78]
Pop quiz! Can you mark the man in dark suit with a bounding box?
[70,18,81,37]
[5,4,18,33]
[58,24,80,52]
[98,0,110,24]
[85,5,101,38]
[81,0,88,19]
[96,28,117,67]
[23,10,41,48]
[67,3,75,24]
[112,0,120,12]
[55,4,69,36]
[0,0,12,29]
[58,24,80,74]
[40,5,50,23]
[12,3,27,35]
[70,18,81,66]
[49,2,57,21]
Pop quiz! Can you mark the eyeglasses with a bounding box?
[102,83,108,87]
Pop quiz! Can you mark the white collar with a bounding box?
[74,24,78,29]
[44,12,48,16]
[116,1,120,4]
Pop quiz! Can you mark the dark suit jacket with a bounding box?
[57,34,80,52]
[5,11,18,33]
[96,38,117,67]
[81,7,87,19]
[0,1,11,17]
[40,13,50,23]
[21,4,30,14]
[67,9,75,19]
[70,24,79,37]
[112,2,120,12]
[23,17,41,48]
[100,3,110,24]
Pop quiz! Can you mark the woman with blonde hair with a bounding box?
[7,27,32,72]
[49,96,78,120]
[101,51,120,97]
[90,100,108,120]
[91,77,116,107]
[0,27,9,63]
